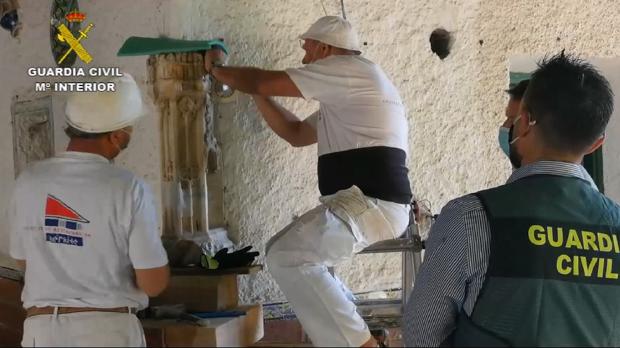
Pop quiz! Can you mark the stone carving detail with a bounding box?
[148,52,221,241]
[11,95,54,178]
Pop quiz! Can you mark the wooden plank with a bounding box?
[171,265,262,276]
[0,267,22,282]
[0,277,24,347]
[143,304,263,347]
[151,275,238,312]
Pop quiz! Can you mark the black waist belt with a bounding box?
[318,146,412,204]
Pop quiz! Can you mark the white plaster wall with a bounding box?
[1,0,619,305]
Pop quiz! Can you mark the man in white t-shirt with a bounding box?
[205,16,412,347]
[9,73,169,347]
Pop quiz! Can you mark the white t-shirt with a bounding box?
[9,152,168,309]
[286,55,408,157]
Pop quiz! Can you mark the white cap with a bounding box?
[299,16,362,54]
[65,73,144,133]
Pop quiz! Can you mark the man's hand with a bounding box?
[204,47,227,74]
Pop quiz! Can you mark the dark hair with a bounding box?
[523,51,614,153]
[506,79,530,100]
[64,126,110,139]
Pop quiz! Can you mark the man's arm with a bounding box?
[211,66,303,97]
[9,185,27,273]
[129,181,170,297]
[252,95,317,147]
[403,196,489,346]
[135,265,170,297]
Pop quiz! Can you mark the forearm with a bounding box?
[210,66,302,97]
[253,95,306,145]
[211,66,262,95]
[253,96,317,147]
[135,264,170,297]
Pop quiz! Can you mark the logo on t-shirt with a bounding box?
[44,194,90,247]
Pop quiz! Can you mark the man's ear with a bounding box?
[108,130,122,144]
[322,43,331,54]
[585,134,605,155]
[518,111,538,137]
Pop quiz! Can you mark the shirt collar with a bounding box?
[507,160,598,191]
[56,151,110,163]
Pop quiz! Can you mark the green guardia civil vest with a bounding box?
[452,175,620,347]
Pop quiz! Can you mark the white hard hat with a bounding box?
[300,16,362,54]
[65,73,144,133]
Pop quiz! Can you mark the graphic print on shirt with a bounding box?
[44,194,91,247]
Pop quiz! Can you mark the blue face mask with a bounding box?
[498,126,511,157]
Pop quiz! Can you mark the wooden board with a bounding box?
[171,265,262,276]
[143,304,263,347]
[0,277,25,347]
[151,274,239,312]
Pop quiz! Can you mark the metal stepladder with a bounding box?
[353,202,427,344]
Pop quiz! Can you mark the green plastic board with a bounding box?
[117,36,228,57]
[509,71,532,89]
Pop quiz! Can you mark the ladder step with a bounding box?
[359,238,423,254]
[356,299,402,320]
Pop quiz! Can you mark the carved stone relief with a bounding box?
[11,95,54,177]
[148,52,223,242]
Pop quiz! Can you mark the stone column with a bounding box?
[148,52,216,242]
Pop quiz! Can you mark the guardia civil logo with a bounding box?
[55,11,93,65]
[51,0,94,66]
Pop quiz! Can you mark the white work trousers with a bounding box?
[266,186,410,347]
[21,311,146,347]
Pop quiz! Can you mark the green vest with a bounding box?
[452,175,620,347]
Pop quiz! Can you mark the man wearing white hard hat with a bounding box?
[9,73,169,347]
[205,16,411,347]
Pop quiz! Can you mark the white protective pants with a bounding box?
[266,186,410,347]
[21,311,145,347]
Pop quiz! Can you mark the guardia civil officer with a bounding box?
[404,52,620,347]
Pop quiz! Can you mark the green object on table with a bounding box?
[117,36,228,57]
[201,254,220,270]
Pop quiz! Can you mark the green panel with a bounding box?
[509,71,532,88]
[117,37,228,56]
[583,147,605,193]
